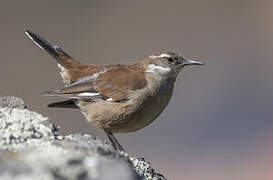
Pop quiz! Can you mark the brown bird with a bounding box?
[25,29,203,151]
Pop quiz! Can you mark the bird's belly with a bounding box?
[110,84,174,133]
[80,81,175,134]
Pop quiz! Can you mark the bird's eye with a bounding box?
[167,57,174,63]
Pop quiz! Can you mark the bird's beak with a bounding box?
[182,59,203,66]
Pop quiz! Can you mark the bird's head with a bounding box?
[143,51,203,76]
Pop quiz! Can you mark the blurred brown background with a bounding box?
[1,0,273,179]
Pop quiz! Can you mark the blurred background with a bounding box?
[1,0,273,179]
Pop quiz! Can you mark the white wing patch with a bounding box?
[106,98,114,102]
[78,92,100,97]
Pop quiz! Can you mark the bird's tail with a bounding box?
[47,100,79,109]
[25,29,79,69]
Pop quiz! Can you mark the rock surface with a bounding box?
[0,96,27,109]
[0,96,167,180]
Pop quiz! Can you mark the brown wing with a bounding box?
[93,65,147,101]
[41,64,147,102]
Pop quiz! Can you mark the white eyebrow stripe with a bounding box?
[146,64,171,73]
[150,53,171,58]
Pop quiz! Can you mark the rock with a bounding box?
[130,158,167,180]
[0,96,27,109]
[0,96,167,180]
[0,146,137,180]
[0,108,56,151]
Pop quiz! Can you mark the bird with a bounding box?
[25,29,203,152]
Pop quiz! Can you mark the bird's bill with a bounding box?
[182,59,203,66]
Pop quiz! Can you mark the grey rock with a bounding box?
[0,146,136,180]
[0,96,27,109]
[0,96,167,180]
[57,134,129,161]
[0,108,56,151]
[130,158,167,180]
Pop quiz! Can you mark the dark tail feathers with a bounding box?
[47,100,79,109]
[25,29,75,68]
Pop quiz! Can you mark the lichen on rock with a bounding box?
[0,96,167,180]
[0,108,56,151]
[0,96,27,109]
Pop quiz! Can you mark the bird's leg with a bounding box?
[104,129,126,152]
[105,130,118,151]
[108,131,126,152]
